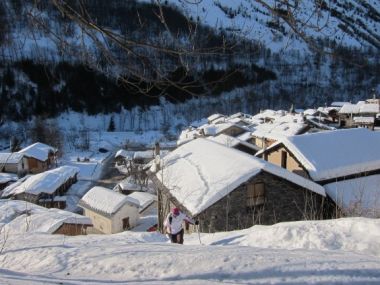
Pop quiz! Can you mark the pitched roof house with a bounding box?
[78,186,140,234]
[18,142,58,173]
[150,138,329,233]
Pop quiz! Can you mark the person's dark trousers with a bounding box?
[170,229,184,244]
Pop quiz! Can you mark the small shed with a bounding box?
[78,186,140,234]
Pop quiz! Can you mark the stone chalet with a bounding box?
[149,138,331,233]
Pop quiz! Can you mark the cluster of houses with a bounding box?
[148,98,380,233]
[1,96,380,236]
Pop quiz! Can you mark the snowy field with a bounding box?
[1,218,380,284]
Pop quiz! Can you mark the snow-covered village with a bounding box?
[1,0,380,284]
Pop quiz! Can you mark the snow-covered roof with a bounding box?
[276,128,380,181]
[331,102,350,107]
[79,186,139,216]
[117,176,151,192]
[207,113,224,122]
[324,175,380,217]
[127,192,157,212]
[0,173,18,184]
[250,112,307,141]
[1,166,79,198]
[208,134,259,151]
[0,152,24,164]
[353,117,375,124]
[202,122,244,136]
[156,138,325,216]
[339,104,360,114]
[359,103,379,114]
[18,142,57,162]
[339,103,379,115]
[133,150,154,160]
[0,200,92,234]
[115,149,130,159]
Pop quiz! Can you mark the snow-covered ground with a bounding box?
[1,218,380,284]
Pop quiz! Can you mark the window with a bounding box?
[122,217,130,230]
[247,182,265,207]
[281,151,287,168]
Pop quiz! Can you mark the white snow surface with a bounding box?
[1,166,79,197]
[80,186,140,215]
[1,218,380,284]
[280,128,380,181]
[156,138,324,216]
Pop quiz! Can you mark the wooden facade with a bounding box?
[53,223,91,236]
[260,145,309,179]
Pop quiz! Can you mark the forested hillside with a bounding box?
[0,0,379,122]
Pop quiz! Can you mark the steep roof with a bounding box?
[79,186,139,216]
[155,138,325,216]
[277,128,380,181]
[18,142,57,162]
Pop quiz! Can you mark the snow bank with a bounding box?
[1,218,380,284]
[188,218,380,257]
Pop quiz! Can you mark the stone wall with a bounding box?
[194,171,328,233]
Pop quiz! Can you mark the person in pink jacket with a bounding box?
[164,207,198,244]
